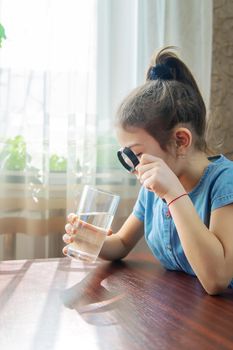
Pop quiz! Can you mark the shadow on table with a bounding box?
[60,260,131,326]
[0,260,33,310]
[60,260,157,326]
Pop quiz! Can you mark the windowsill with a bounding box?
[0,170,137,186]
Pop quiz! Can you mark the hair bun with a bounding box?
[147,64,173,81]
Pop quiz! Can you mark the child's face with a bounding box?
[116,126,177,173]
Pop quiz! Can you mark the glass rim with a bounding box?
[83,184,120,199]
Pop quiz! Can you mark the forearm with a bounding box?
[99,214,144,261]
[166,195,227,294]
[99,234,131,261]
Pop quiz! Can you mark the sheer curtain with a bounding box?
[97,0,212,117]
[0,0,98,259]
[0,0,212,260]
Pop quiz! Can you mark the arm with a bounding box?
[166,195,233,295]
[137,153,233,295]
[99,213,144,260]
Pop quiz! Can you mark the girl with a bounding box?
[63,47,233,295]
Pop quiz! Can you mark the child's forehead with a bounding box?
[116,127,143,143]
[116,126,148,138]
[116,126,157,147]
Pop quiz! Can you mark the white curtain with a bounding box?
[0,0,99,259]
[0,0,212,260]
[98,0,212,117]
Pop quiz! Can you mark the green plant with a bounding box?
[0,23,6,47]
[49,154,67,172]
[0,135,31,171]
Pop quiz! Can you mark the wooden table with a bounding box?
[0,254,233,350]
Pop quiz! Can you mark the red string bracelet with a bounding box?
[167,193,188,207]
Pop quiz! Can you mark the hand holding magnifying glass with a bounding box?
[117,147,140,172]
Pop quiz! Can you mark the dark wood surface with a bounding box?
[0,253,233,350]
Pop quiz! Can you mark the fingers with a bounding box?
[63,213,79,257]
[63,233,74,244]
[67,213,78,224]
[136,154,165,180]
[107,229,113,236]
[65,223,78,235]
[136,164,159,184]
[136,154,161,173]
[63,213,78,246]
[139,154,159,165]
[139,168,156,185]
[142,174,158,192]
[137,165,158,190]
[137,162,155,175]
[65,223,72,234]
[62,246,68,256]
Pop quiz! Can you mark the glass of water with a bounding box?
[66,185,120,263]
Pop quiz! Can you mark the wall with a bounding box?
[207,0,233,158]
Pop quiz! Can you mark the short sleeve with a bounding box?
[132,186,145,222]
[211,168,233,211]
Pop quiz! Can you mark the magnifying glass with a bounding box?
[117,147,140,172]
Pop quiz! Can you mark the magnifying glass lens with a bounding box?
[121,153,135,169]
[117,147,140,172]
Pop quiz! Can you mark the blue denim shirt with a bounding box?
[133,155,233,288]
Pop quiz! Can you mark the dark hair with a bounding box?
[116,47,207,152]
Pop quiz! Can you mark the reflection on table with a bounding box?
[0,253,233,350]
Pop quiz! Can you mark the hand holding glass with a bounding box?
[65,185,120,263]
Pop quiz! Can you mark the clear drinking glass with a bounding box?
[66,185,120,263]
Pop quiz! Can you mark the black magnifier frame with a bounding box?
[117,147,140,172]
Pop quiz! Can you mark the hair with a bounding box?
[116,46,207,152]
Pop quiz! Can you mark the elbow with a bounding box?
[99,249,129,261]
[100,255,125,262]
[201,275,229,296]
[204,284,225,296]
